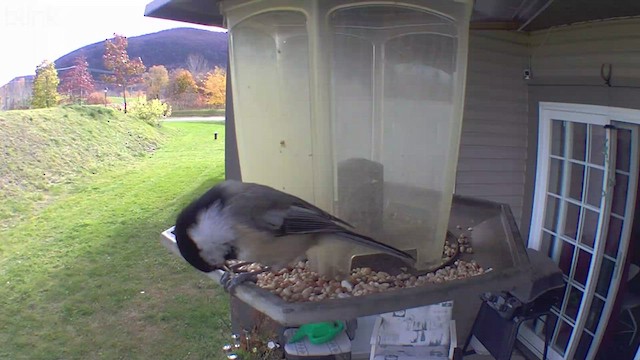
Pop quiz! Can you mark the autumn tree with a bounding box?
[144,65,169,100]
[168,69,198,109]
[31,60,60,108]
[171,69,197,95]
[59,56,95,104]
[202,66,226,108]
[103,33,145,113]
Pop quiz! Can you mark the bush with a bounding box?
[87,91,109,105]
[128,99,171,126]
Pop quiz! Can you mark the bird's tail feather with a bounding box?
[338,231,416,265]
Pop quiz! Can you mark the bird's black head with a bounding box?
[174,215,218,272]
[173,183,237,273]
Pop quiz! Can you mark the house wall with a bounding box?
[0,77,33,110]
[448,30,530,344]
[456,31,529,226]
[521,18,640,244]
[455,18,640,353]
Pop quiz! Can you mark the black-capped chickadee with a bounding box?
[173,180,415,290]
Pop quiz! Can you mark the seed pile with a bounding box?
[229,227,485,303]
[255,259,485,303]
[445,230,474,258]
[227,261,266,273]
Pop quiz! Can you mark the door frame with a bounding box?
[525,102,640,359]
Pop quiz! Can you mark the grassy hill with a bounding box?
[0,106,166,226]
[0,121,228,358]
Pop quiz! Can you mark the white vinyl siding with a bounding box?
[527,18,640,86]
[520,17,640,244]
[456,31,529,225]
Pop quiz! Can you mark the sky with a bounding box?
[0,0,226,86]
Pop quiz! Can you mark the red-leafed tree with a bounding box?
[103,33,145,113]
[59,56,95,104]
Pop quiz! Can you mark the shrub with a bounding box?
[87,91,109,105]
[128,99,171,126]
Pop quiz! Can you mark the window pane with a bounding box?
[617,128,631,172]
[568,163,585,201]
[540,231,554,257]
[605,216,623,258]
[571,123,587,161]
[554,320,573,354]
[589,125,606,166]
[566,286,583,321]
[554,241,575,276]
[563,202,580,240]
[597,259,615,297]
[544,196,560,232]
[551,120,566,156]
[580,208,598,249]
[574,250,591,286]
[586,167,604,207]
[585,297,604,332]
[575,332,593,360]
[611,173,629,216]
[548,158,563,195]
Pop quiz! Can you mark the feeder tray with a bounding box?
[160,195,534,327]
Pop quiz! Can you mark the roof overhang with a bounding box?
[144,0,223,26]
[144,0,640,31]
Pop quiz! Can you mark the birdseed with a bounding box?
[233,227,483,302]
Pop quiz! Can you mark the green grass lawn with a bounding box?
[169,108,225,118]
[0,121,230,359]
[107,95,146,105]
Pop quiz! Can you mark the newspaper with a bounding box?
[377,301,453,346]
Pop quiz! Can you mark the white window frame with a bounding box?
[526,102,640,360]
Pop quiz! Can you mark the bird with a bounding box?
[173,180,415,291]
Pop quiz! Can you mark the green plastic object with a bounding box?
[288,321,344,345]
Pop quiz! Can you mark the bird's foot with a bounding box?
[221,271,259,293]
[219,270,238,291]
[220,265,269,293]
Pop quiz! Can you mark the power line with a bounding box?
[56,65,114,75]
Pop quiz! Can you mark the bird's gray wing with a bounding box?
[288,198,353,228]
[262,205,415,263]
[255,205,340,234]
[241,182,353,228]
[279,206,347,235]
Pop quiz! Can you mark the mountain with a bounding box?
[1,28,227,110]
[54,28,228,75]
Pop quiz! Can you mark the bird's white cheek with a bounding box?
[199,243,228,265]
[189,202,234,243]
[187,203,236,265]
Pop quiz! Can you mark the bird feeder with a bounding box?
[149,1,565,352]
[223,0,472,274]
